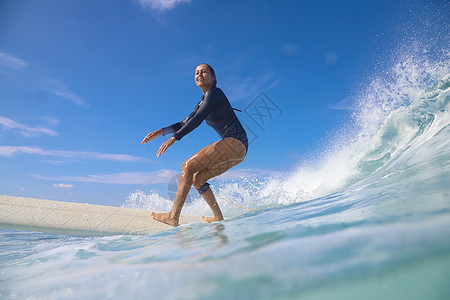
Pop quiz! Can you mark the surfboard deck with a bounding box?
[0,195,203,236]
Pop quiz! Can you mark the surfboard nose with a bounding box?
[0,195,203,236]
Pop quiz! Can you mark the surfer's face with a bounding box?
[195,64,215,88]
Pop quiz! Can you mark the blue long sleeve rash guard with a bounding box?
[161,87,248,152]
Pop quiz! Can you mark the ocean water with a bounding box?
[1,50,450,299]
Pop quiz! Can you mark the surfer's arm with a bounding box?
[160,104,199,136]
[143,104,197,145]
[173,89,218,140]
[152,90,217,156]
[161,122,182,136]
[152,104,199,156]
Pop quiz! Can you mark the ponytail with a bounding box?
[203,63,217,87]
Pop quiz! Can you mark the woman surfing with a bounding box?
[141,64,248,227]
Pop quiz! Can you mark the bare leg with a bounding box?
[152,138,246,227]
[198,188,224,223]
[151,166,194,226]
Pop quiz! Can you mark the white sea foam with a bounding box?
[252,48,450,206]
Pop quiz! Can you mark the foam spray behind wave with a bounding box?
[258,50,449,207]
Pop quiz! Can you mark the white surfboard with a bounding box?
[0,195,202,236]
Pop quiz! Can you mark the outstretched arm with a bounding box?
[141,129,176,157]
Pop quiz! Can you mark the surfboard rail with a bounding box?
[0,195,202,236]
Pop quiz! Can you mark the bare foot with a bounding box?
[151,212,179,227]
[201,216,224,223]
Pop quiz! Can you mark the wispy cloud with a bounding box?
[0,51,28,70]
[53,183,74,189]
[0,115,58,137]
[33,168,276,185]
[0,50,87,107]
[139,0,191,11]
[42,78,87,107]
[34,170,177,184]
[0,146,149,162]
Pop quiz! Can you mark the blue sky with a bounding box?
[0,0,444,206]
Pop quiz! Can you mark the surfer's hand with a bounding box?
[157,136,175,157]
[141,129,162,144]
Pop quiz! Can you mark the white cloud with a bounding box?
[0,146,149,162]
[35,170,177,184]
[139,0,191,11]
[33,168,276,185]
[53,183,74,189]
[0,115,58,137]
[43,78,87,107]
[0,51,28,70]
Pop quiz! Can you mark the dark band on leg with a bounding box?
[197,182,210,194]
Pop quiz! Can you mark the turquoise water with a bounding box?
[1,52,450,299]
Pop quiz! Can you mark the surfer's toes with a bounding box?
[151,212,179,227]
[201,216,224,223]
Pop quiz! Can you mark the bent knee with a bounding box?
[192,172,203,189]
[181,159,196,176]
